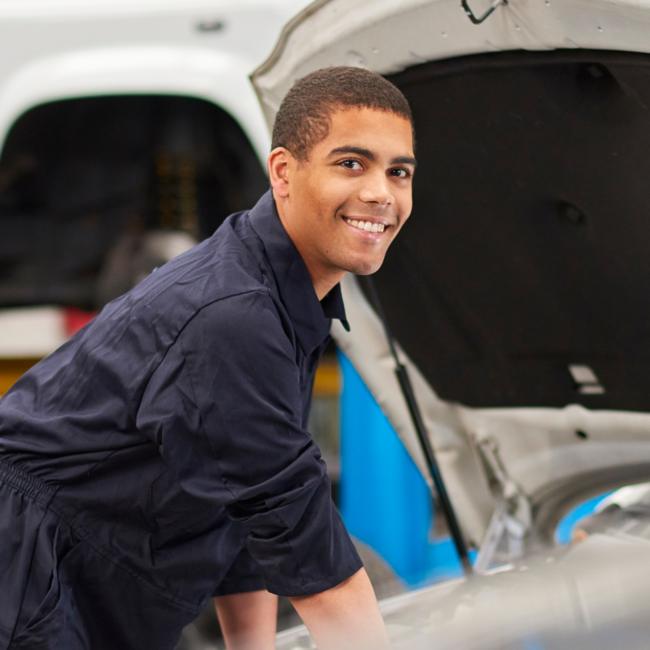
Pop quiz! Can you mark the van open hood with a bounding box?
[252,0,650,559]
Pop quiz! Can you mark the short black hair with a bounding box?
[271,66,413,161]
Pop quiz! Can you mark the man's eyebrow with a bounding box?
[392,156,417,167]
[327,146,376,161]
[327,146,417,168]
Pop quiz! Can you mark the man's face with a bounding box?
[271,107,415,288]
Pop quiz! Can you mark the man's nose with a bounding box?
[358,170,394,207]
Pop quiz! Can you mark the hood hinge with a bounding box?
[473,436,532,572]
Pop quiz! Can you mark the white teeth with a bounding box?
[344,217,386,233]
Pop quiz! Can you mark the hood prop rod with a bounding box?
[364,276,473,577]
[462,0,507,25]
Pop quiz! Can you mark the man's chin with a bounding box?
[341,256,385,276]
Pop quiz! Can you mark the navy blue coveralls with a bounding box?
[0,190,362,649]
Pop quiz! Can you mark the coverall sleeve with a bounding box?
[136,290,362,597]
[212,545,266,597]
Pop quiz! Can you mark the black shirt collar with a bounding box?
[248,191,350,355]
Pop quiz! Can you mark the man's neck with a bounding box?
[287,234,345,300]
[274,197,345,301]
[306,265,346,302]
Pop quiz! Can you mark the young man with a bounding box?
[0,66,416,650]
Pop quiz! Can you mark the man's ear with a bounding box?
[268,147,291,199]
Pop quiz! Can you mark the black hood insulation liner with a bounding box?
[370,50,650,412]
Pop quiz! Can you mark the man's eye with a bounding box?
[341,160,362,170]
[391,168,410,178]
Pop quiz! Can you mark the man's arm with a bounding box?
[290,568,392,650]
[214,590,278,650]
[215,569,390,650]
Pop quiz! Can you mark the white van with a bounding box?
[0,0,310,361]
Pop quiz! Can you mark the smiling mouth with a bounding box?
[343,217,387,233]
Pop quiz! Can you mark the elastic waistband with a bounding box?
[0,457,57,507]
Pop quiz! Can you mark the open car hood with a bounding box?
[251,0,650,556]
